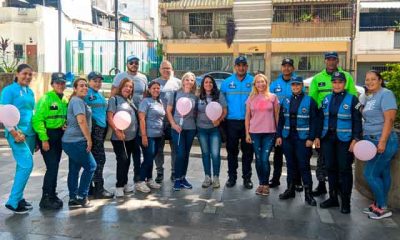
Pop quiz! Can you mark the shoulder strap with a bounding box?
[172,91,178,116]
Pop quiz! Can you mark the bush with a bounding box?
[381,63,400,125]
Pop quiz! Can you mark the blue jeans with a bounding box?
[250,133,275,185]
[364,132,399,208]
[171,129,196,179]
[140,137,161,181]
[197,127,221,177]
[63,141,97,198]
[6,134,35,208]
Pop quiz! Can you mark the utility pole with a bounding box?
[58,0,62,72]
[349,0,357,74]
[114,0,119,71]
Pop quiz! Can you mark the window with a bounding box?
[395,32,400,49]
[360,9,400,31]
[14,44,23,59]
[189,12,213,36]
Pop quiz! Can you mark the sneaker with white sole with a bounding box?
[123,184,135,193]
[368,207,393,220]
[136,181,151,193]
[363,203,377,214]
[202,175,212,188]
[147,179,161,189]
[212,176,220,188]
[115,187,124,197]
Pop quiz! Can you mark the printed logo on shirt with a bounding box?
[343,104,349,110]
[275,86,282,93]
[89,95,97,101]
[302,108,308,113]
[246,83,252,88]
[229,82,236,89]
[318,82,326,87]
[50,102,58,110]
[364,100,376,112]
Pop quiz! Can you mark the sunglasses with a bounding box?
[128,61,139,66]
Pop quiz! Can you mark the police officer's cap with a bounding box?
[235,56,248,65]
[324,51,338,59]
[126,55,140,63]
[291,76,303,84]
[281,58,294,66]
[88,71,104,81]
[331,72,346,82]
[51,72,66,84]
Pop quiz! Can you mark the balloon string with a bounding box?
[123,140,128,160]
[178,117,183,146]
[15,127,33,156]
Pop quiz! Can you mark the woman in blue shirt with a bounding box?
[85,72,113,199]
[0,64,35,214]
[361,70,398,220]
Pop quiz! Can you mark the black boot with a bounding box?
[304,186,317,206]
[312,181,327,196]
[320,190,339,208]
[93,182,114,199]
[51,192,63,208]
[340,194,351,214]
[269,178,280,188]
[155,173,163,184]
[279,183,295,200]
[40,193,62,210]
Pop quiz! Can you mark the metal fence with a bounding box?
[65,40,162,82]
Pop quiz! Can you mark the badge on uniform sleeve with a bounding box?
[343,104,349,110]
[318,82,326,87]
[246,83,252,88]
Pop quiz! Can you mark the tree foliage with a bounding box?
[381,63,400,124]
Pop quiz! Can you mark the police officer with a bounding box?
[220,56,254,189]
[309,52,358,196]
[269,58,303,190]
[276,77,317,206]
[314,72,362,214]
[84,72,114,199]
[33,72,68,210]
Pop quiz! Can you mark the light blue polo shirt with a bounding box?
[84,87,107,128]
[220,73,253,120]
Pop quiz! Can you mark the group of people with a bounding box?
[0,52,397,221]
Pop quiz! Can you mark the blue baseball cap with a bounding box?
[51,72,66,84]
[126,55,140,63]
[87,71,104,81]
[282,58,294,66]
[291,76,303,84]
[324,51,338,59]
[235,56,247,65]
[331,71,346,82]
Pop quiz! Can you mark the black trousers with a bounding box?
[39,128,64,195]
[321,133,353,195]
[225,120,253,180]
[111,139,136,188]
[91,124,107,184]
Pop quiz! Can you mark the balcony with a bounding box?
[0,7,38,23]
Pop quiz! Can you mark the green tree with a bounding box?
[381,63,400,124]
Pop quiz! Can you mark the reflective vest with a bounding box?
[281,95,311,140]
[321,93,353,142]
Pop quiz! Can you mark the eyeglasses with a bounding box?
[128,61,139,66]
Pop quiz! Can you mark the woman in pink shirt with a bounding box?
[245,74,280,196]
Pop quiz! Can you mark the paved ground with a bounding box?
[0,141,400,240]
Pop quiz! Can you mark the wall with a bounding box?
[356,31,398,52]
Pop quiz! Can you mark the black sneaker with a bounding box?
[40,194,62,210]
[295,185,303,192]
[155,173,163,184]
[75,197,93,208]
[5,204,29,214]
[68,198,81,208]
[243,179,253,189]
[225,178,236,188]
[19,199,33,210]
[269,180,280,188]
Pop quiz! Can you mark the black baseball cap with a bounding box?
[281,58,294,66]
[235,56,247,65]
[87,71,104,81]
[331,72,346,82]
[324,51,338,59]
[51,72,66,84]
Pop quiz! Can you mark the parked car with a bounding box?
[195,71,232,88]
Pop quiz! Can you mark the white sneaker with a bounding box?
[212,176,220,188]
[115,187,124,197]
[147,179,161,189]
[202,175,212,188]
[123,184,135,193]
[136,181,151,193]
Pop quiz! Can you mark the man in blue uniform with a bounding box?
[220,56,254,189]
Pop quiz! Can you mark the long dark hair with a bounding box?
[69,78,87,101]
[146,81,162,103]
[199,75,220,103]
[14,63,33,82]
[367,70,386,88]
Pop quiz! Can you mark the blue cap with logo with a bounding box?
[282,58,294,66]
[51,72,66,84]
[324,51,338,59]
[87,71,104,81]
[235,56,247,65]
[331,71,346,82]
[291,76,303,84]
[126,55,140,63]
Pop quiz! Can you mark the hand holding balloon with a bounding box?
[353,140,377,161]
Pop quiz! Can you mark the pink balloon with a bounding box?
[0,104,20,127]
[113,111,131,130]
[354,140,377,161]
[205,102,223,121]
[176,97,193,116]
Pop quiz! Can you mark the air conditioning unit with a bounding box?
[18,8,28,16]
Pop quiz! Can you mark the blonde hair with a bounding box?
[180,71,197,94]
[249,74,272,99]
